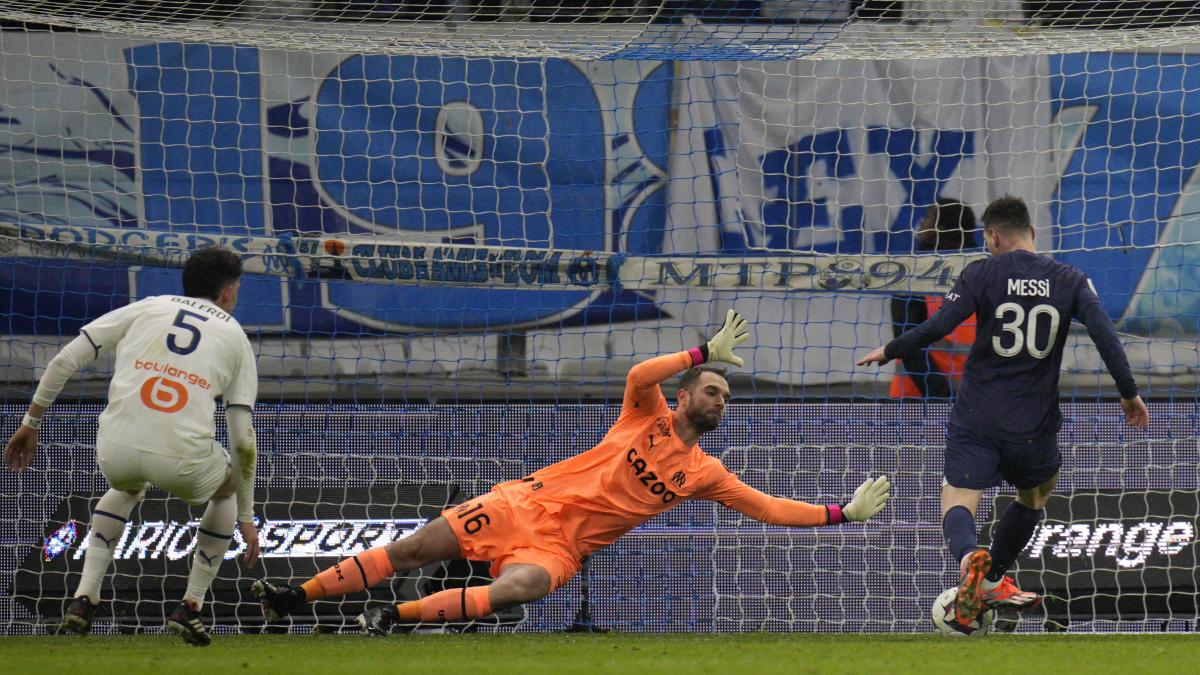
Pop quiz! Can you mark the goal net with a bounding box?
[2,0,1199,634]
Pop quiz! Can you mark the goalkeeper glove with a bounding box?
[841,476,891,522]
[705,309,751,367]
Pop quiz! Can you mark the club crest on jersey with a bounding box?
[655,417,672,437]
[670,471,686,488]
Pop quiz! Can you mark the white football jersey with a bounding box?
[80,295,258,457]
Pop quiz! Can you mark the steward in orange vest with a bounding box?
[891,199,979,399]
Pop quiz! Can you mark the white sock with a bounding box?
[76,489,140,603]
[980,576,1001,591]
[184,494,236,610]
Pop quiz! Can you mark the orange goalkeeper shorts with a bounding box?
[443,487,581,594]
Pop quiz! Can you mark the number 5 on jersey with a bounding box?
[167,309,209,355]
[140,308,209,412]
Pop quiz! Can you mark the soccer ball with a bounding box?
[931,587,994,638]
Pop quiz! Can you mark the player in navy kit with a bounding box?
[858,196,1149,627]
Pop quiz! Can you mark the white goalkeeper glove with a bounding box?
[706,309,750,367]
[841,476,891,522]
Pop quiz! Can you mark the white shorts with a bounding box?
[96,436,230,506]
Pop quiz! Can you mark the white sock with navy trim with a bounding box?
[77,489,140,603]
[184,494,236,610]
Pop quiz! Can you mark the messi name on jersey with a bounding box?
[1007,278,1051,297]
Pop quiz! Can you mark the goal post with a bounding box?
[2,1,1199,634]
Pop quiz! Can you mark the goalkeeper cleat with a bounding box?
[356,604,398,637]
[982,575,1042,611]
[166,601,212,647]
[251,579,305,622]
[954,548,992,627]
[59,596,98,635]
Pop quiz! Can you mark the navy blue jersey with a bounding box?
[886,249,1137,439]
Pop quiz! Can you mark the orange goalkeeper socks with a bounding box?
[396,585,493,623]
[301,546,395,601]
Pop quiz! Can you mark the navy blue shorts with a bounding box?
[943,424,1061,490]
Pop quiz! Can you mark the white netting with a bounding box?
[714,417,1200,632]
[3,2,1200,60]
[3,0,1200,637]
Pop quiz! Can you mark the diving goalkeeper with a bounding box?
[253,310,892,634]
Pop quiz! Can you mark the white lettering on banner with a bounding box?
[1023,520,1195,568]
[71,518,426,561]
[637,254,980,293]
[2,221,986,294]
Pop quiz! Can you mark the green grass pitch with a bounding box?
[4,634,1197,673]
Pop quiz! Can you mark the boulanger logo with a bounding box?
[140,376,188,413]
[1023,520,1195,569]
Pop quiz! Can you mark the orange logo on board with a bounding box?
[140,376,188,413]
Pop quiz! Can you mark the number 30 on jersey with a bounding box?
[992,302,1061,359]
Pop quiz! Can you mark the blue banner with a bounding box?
[3,40,1200,338]
[0,43,671,334]
[1053,52,1200,331]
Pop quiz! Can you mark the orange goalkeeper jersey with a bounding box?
[493,351,834,558]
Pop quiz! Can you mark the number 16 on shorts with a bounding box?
[456,501,490,534]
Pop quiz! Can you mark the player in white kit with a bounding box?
[3,247,261,646]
